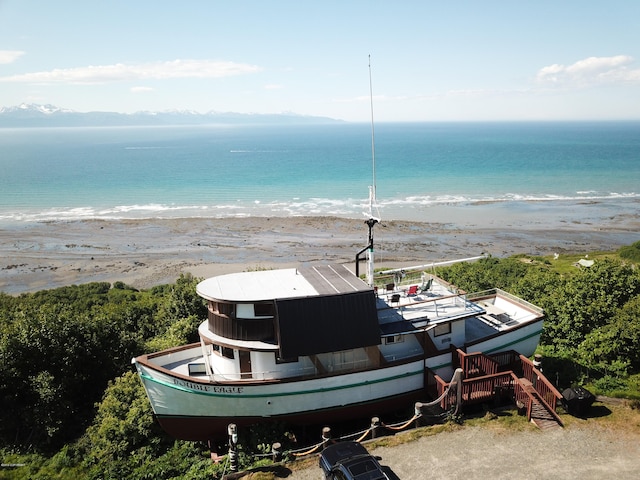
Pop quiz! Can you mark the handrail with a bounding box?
[461,371,512,404]
[457,349,499,377]
[512,373,563,426]
[489,350,520,370]
[468,288,544,315]
[519,354,562,409]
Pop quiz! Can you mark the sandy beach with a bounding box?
[2,202,640,294]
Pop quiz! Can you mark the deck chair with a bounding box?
[390,293,401,306]
[419,278,432,293]
[406,285,418,296]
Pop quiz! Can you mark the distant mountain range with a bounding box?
[0,104,342,127]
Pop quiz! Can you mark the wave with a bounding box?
[229,149,288,153]
[1,191,638,224]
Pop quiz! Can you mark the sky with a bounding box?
[1,1,639,122]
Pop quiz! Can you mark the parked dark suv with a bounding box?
[319,441,389,480]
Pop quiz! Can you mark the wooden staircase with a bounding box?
[428,349,564,430]
[524,385,563,429]
[517,373,564,430]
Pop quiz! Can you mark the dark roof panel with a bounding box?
[276,290,380,358]
[298,264,372,295]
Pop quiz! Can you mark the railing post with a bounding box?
[321,426,332,450]
[227,423,238,472]
[414,402,424,427]
[533,354,543,371]
[370,417,381,439]
[272,442,282,462]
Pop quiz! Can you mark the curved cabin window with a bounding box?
[211,343,235,359]
[208,301,275,342]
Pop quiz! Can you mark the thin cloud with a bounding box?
[536,55,640,86]
[0,59,262,84]
[0,50,25,64]
[131,86,155,93]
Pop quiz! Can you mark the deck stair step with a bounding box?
[521,382,563,430]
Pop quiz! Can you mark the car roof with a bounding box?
[341,457,387,480]
[320,441,370,467]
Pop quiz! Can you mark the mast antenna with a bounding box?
[355,55,381,286]
[369,54,377,204]
[357,56,381,285]
[367,55,381,222]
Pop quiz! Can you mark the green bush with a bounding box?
[618,240,640,262]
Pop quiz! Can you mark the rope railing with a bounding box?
[381,414,420,431]
[256,368,465,464]
[291,442,323,457]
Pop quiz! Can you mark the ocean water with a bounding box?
[1,122,639,224]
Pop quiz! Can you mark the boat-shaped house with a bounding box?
[133,262,545,441]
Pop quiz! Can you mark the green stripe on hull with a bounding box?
[140,367,424,399]
[428,328,542,371]
[140,328,542,399]
[482,329,542,354]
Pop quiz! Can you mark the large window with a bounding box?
[254,302,275,317]
[433,322,451,337]
[212,343,235,359]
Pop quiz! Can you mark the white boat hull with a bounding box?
[134,356,425,440]
[134,265,546,441]
[134,317,543,440]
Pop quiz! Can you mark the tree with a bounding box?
[540,259,640,350]
[81,371,218,480]
[438,256,531,293]
[578,294,640,376]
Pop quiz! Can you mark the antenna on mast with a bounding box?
[369,54,377,208]
[366,55,381,223]
[354,55,380,286]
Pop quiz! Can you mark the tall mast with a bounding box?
[366,55,379,286]
[369,55,377,208]
[355,56,380,286]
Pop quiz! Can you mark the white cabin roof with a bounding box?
[196,264,370,302]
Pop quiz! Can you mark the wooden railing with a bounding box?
[519,354,563,410]
[428,369,514,410]
[456,349,498,377]
[427,353,563,426]
[512,373,564,426]
[426,370,456,411]
[489,350,521,372]
[512,372,530,412]
[461,371,513,404]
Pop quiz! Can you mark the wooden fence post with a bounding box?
[322,426,332,450]
[228,423,238,472]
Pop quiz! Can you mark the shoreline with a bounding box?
[2,206,639,294]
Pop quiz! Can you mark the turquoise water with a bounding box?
[1,122,639,222]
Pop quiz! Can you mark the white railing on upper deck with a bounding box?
[467,288,544,315]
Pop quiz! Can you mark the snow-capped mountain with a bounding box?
[0,104,340,127]
[7,103,75,114]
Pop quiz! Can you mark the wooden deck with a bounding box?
[427,349,563,429]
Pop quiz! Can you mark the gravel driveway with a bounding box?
[284,410,640,479]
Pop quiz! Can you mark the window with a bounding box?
[384,334,404,345]
[254,302,275,317]
[211,344,235,359]
[433,322,451,337]
[334,471,348,480]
